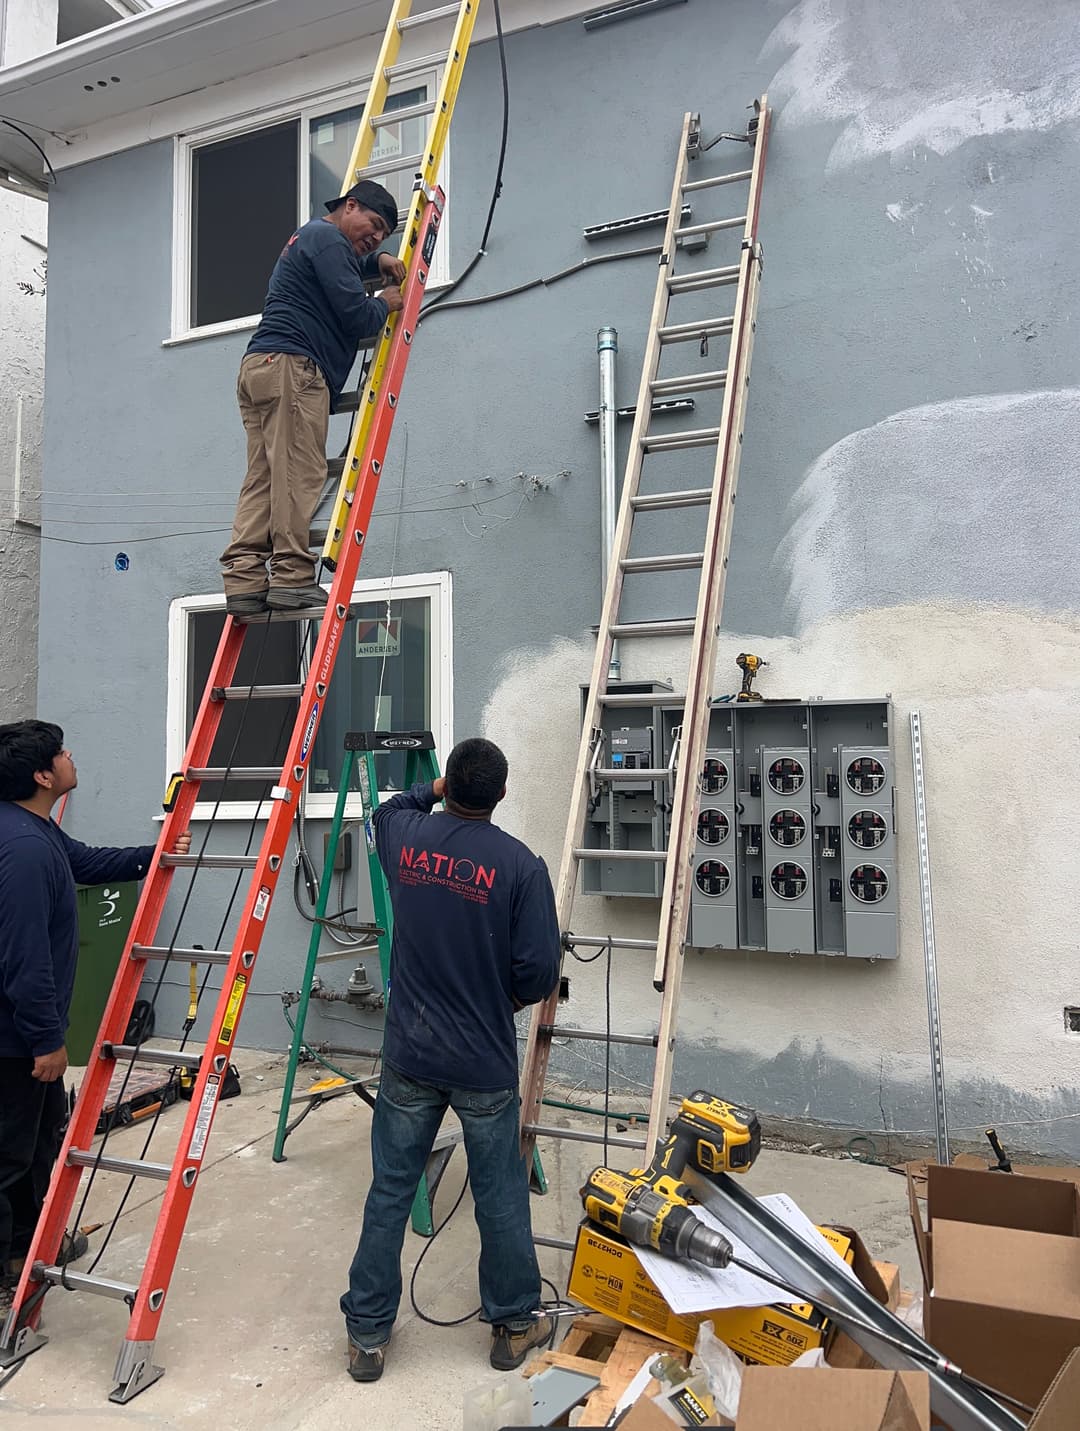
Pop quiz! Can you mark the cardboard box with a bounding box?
[617,1369,930,1431]
[567,1219,884,1365]
[908,1163,1080,1409]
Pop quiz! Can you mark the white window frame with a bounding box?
[166,571,454,823]
[168,63,450,345]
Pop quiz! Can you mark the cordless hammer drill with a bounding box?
[581,1091,761,1267]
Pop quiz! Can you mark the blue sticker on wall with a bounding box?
[114,552,130,572]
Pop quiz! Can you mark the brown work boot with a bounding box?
[348,1337,388,1382]
[489,1314,555,1370]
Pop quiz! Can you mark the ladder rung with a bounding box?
[667,265,741,295]
[397,0,460,28]
[160,853,259,869]
[630,488,711,512]
[523,1124,649,1152]
[336,389,361,413]
[371,99,436,129]
[674,215,746,239]
[102,1043,201,1072]
[651,371,727,396]
[573,847,667,862]
[621,551,704,574]
[36,1265,138,1301]
[597,692,685,709]
[233,606,336,625]
[594,767,671,780]
[68,1149,173,1181]
[385,51,445,81]
[187,766,281,781]
[565,934,659,950]
[642,427,720,453]
[358,150,424,180]
[683,168,753,193]
[658,317,734,344]
[609,618,696,637]
[326,456,345,481]
[211,684,304,702]
[133,944,231,966]
[539,1026,659,1047]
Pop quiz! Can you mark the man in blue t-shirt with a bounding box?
[220,179,406,617]
[0,721,190,1313]
[340,738,561,1384]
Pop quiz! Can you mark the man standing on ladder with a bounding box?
[0,720,191,1314]
[340,738,561,1382]
[220,179,406,617]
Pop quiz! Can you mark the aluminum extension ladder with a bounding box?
[519,101,771,1165]
[0,0,480,1404]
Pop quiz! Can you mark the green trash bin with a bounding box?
[68,881,139,1064]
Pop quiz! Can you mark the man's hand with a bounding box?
[32,1045,68,1082]
[378,285,404,314]
[432,776,446,801]
[378,252,407,284]
[172,830,192,855]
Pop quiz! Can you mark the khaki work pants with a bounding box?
[220,352,330,593]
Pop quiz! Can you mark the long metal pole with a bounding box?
[598,326,621,681]
[910,710,951,1166]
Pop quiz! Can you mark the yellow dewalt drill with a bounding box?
[581,1166,734,1268]
[581,1091,761,1267]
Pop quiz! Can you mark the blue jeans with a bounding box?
[340,1064,542,1349]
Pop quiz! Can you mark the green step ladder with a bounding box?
[272,731,545,1234]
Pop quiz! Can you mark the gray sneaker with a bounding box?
[266,584,328,611]
[225,592,269,617]
[489,1314,555,1370]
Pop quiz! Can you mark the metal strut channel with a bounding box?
[911,710,950,1166]
[683,1169,1024,1431]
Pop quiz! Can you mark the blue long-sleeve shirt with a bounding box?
[373,782,560,1091]
[0,803,154,1059]
[246,218,389,408]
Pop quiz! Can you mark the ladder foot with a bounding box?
[0,1322,48,1369]
[109,1339,164,1404]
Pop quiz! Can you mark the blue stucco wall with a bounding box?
[38,0,1080,1154]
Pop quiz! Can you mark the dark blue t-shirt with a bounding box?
[246,218,389,407]
[373,783,561,1092]
[0,803,154,1059]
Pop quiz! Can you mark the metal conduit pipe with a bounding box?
[598,326,621,682]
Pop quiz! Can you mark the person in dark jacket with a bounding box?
[340,738,561,1383]
[0,720,190,1310]
[220,179,407,617]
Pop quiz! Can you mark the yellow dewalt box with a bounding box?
[567,1219,855,1365]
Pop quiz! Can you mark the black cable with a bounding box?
[1,118,56,185]
[418,0,510,322]
[409,1172,481,1326]
[419,243,662,323]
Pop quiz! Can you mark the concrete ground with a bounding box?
[1,1050,924,1429]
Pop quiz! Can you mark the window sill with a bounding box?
[163,315,261,347]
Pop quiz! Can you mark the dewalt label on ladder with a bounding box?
[220,975,247,1045]
[187,1074,220,1161]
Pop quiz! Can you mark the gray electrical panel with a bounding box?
[588,691,896,959]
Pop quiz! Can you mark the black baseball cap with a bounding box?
[325,180,399,236]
